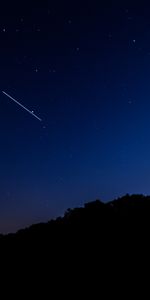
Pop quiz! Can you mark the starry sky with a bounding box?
[1,0,150,232]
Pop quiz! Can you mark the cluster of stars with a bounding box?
[34,68,57,74]
[1,27,42,33]
[1,12,80,78]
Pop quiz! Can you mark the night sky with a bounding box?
[1,1,150,233]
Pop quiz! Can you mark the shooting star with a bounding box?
[2,91,42,122]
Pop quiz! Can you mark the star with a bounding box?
[108,33,112,40]
[133,39,136,43]
[35,68,39,73]
[128,16,133,20]
[128,99,132,105]
[2,28,6,32]
[76,47,80,51]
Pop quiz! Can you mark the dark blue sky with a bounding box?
[1,1,150,232]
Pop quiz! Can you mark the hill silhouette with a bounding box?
[1,193,149,293]
[1,193,150,242]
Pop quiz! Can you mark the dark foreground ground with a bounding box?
[1,194,149,294]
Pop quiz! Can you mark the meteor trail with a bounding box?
[2,91,42,122]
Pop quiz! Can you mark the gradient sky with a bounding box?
[1,1,150,233]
